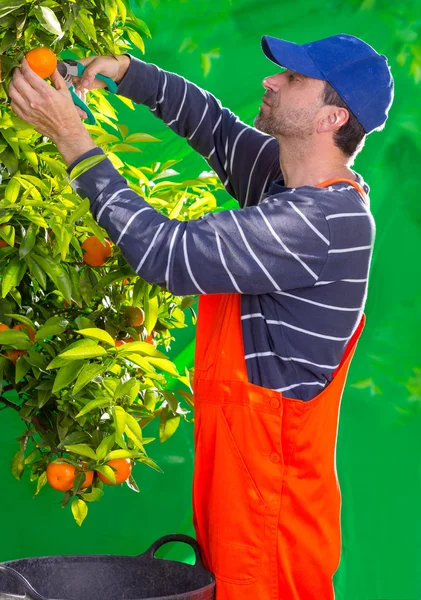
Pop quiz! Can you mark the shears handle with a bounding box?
[69,87,96,125]
[76,62,118,93]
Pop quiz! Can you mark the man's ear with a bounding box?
[317,106,349,134]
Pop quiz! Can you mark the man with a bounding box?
[9,32,393,599]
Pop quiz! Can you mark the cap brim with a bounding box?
[262,36,325,80]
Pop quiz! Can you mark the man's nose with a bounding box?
[262,72,283,92]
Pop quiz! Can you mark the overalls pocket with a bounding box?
[207,405,267,584]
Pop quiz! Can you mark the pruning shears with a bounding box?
[57,59,118,125]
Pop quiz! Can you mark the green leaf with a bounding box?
[4,177,20,203]
[59,344,107,361]
[159,405,180,442]
[78,8,97,42]
[53,360,85,394]
[33,5,63,36]
[115,0,126,24]
[73,362,105,395]
[34,471,47,496]
[32,254,72,303]
[125,412,143,441]
[0,1,26,20]
[82,488,103,503]
[4,314,35,329]
[27,257,47,289]
[105,449,139,461]
[144,294,158,334]
[69,155,106,181]
[104,0,117,25]
[15,355,31,383]
[80,268,95,305]
[76,397,110,417]
[69,197,90,225]
[19,223,37,259]
[2,257,27,297]
[162,391,179,414]
[96,464,116,484]
[96,434,115,461]
[25,213,48,228]
[125,426,145,452]
[125,133,161,144]
[138,455,163,474]
[65,444,97,460]
[111,143,141,153]
[126,474,139,493]
[11,449,25,480]
[126,28,145,53]
[34,322,67,342]
[71,498,88,526]
[0,329,31,349]
[76,328,116,347]
[148,357,179,376]
[116,341,167,359]
[113,405,126,438]
[19,142,38,171]
[68,265,83,307]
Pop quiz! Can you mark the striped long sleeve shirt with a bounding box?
[68,54,376,401]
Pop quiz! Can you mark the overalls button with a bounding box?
[270,398,280,409]
[270,453,280,463]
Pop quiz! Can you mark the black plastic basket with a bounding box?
[0,534,215,600]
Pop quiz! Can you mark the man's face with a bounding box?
[254,69,325,140]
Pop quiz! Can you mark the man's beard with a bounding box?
[254,104,316,140]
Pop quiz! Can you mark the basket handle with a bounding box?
[0,565,48,600]
[142,534,206,570]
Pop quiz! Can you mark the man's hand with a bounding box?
[72,54,131,92]
[9,58,88,141]
[8,58,98,166]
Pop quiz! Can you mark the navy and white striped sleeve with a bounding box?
[116,55,280,207]
[68,151,330,296]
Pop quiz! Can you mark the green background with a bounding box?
[1,0,420,599]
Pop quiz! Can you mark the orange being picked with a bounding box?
[46,460,93,492]
[25,47,57,79]
[124,306,144,327]
[97,458,132,486]
[81,236,112,267]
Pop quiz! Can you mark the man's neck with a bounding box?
[279,140,356,188]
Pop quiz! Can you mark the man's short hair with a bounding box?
[322,81,366,160]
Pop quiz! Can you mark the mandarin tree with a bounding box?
[0,0,223,525]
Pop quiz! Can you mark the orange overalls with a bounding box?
[192,179,368,599]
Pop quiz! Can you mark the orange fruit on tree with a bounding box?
[13,323,35,343]
[124,306,144,327]
[0,323,27,363]
[46,460,93,492]
[79,461,94,488]
[115,336,136,347]
[25,47,57,79]
[145,333,156,346]
[46,461,77,492]
[97,458,132,486]
[81,236,112,267]
[6,349,25,364]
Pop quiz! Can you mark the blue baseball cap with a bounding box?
[261,34,394,134]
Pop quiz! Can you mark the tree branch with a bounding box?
[0,396,20,411]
